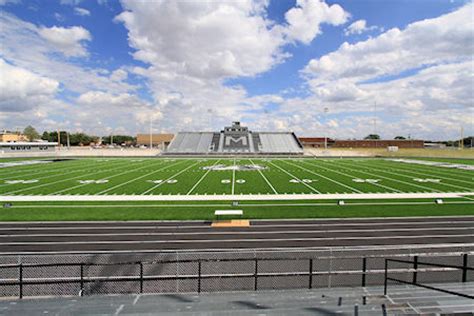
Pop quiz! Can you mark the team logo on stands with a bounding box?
[225,136,247,146]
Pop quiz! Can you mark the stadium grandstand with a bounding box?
[166,121,303,155]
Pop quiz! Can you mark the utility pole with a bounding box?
[57,129,60,150]
[149,116,153,149]
[374,101,378,148]
[324,107,328,149]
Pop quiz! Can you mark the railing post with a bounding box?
[254,258,258,291]
[308,259,313,289]
[19,264,23,299]
[139,262,144,294]
[80,263,84,296]
[361,257,367,287]
[383,259,388,296]
[413,256,418,284]
[197,260,201,293]
[462,254,468,283]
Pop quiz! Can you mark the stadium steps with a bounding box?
[1,283,472,315]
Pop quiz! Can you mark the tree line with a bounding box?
[22,126,136,146]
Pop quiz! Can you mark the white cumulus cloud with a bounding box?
[0,58,59,112]
[344,19,378,36]
[38,25,91,57]
[284,0,349,44]
[74,7,90,16]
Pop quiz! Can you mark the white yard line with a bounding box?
[359,161,474,190]
[1,234,472,246]
[231,158,236,195]
[308,160,403,193]
[338,160,471,192]
[381,160,474,184]
[1,219,473,231]
[1,192,473,201]
[267,160,321,193]
[249,158,278,194]
[304,159,442,193]
[283,160,363,193]
[0,160,114,185]
[186,159,221,195]
[2,160,133,195]
[96,160,182,195]
[7,200,474,209]
[3,227,472,238]
[140,161,201,195]
[52,160,165,195]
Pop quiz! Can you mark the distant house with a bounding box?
[136,134,175,149]
[0,131,28,142]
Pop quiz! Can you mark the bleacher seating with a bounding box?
[166,122,303,155]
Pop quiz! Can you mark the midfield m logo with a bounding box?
[225,136,247,146]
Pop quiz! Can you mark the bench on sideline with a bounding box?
[212,210,249,227]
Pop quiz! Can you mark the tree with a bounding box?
[364,134,380,140]
[102,135,136,145]
[394,136,406,140]
[23,125,40,141]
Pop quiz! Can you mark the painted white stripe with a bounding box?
[0,158,117,180]
[6,200,474,209]
[266,160,321,193]
[2,160,133,195]
[1,219,473,231]
[186,159,221,195]
[3,226,472,238]
[52,160,166,195]
[283,160,363,193]
[140,161,201,195]
[96,160,180,195]
[1,234,472,246]
[231,158,236,195]
[1,192,473,201]
[1,243,472,255]
[249,158,278,194]
[305,159,444,193]
[380,160,474,184]
[312,160,404,193]
[337,159,474,191]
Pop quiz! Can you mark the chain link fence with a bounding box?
[0,245,472,299]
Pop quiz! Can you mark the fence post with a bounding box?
[198,260,201,293]
[139,262,144,294]
[361,257,367,287]
[413,256,418,284]
[308,259,313,289]
[462,254,468,283]
[19,264,23,299]
[80,263,84,296]
[383,259,388,296]
[254,258,258,291]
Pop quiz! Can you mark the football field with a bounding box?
[0,157,473,196]
[1,157,473,221]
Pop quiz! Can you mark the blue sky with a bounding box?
[0,0,472,140]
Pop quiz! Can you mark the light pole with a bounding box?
[149,116,153,150]
[323,107,329,149]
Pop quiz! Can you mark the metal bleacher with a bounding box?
[166,122,303,155]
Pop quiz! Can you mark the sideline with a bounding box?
[1,192,473,201]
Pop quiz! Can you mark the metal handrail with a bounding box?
[384,254,473,300]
